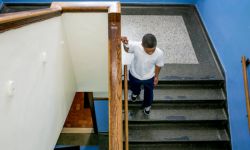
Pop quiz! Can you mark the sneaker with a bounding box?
[131,94,138,102]
[143,106,151,115]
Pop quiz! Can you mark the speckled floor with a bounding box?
[122,15,198,64]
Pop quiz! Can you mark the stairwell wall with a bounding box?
[60,12,110,133]
[0,0,3,9]
[196,0,250,149]
[0,17,77,150]
[61,13,109,92]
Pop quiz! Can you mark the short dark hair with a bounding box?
[142,33,157,48]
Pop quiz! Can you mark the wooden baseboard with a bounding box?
[61,128,94,133]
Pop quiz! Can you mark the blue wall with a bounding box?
[196,0,250,149]
[94,100,109,132]
[3,0,196,4]
[0,0,3,8]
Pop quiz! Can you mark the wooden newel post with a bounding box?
[108,11,122,150]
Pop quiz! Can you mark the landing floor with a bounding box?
[122,5,224,81]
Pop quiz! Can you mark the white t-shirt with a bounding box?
[125,41,164,80]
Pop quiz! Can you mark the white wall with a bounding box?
[0,12,109,150]
[0,17,76,150]
[62,13,109,92]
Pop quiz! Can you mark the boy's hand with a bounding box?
[121,36,128,44]
[154,76,159,87]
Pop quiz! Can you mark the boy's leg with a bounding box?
[142,77,154,107]
[129,72,142,96]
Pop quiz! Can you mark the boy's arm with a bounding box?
[155,65,161,77]
[154,65,161,87]
[154,50,164,86]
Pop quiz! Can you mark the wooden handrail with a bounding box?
[241,56,250,131]
[51,2,121,13]
[0,8,61,23]
[0,8,61,33]
[124,65,129,150]
[0,2,122,149]
[0,1,121,33]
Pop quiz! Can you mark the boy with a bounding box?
[121,33,164,115]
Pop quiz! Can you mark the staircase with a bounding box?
[122,5,231,150]
[124,80,231,149]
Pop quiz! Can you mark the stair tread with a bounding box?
[128,123,230,142]
[155,83,223,89]
[125,106,227,122]
[123,88,225,101]
[128,102,224,107]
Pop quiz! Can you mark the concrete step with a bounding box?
[158,79,224,85]
[122,79,224,89]
[124,103,227,122]
[155,82,224,89]
[128,123,230,143]
[128,142,230,150]
[127,101,225,108]
[123,86,225,101]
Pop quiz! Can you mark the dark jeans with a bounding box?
[129,72,154,107]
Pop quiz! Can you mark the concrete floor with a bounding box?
[56,133,108,150]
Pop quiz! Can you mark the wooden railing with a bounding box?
[0,2,122,149]
[241,56,250,131]
[0,7,61,32]
[124,65,129,150]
